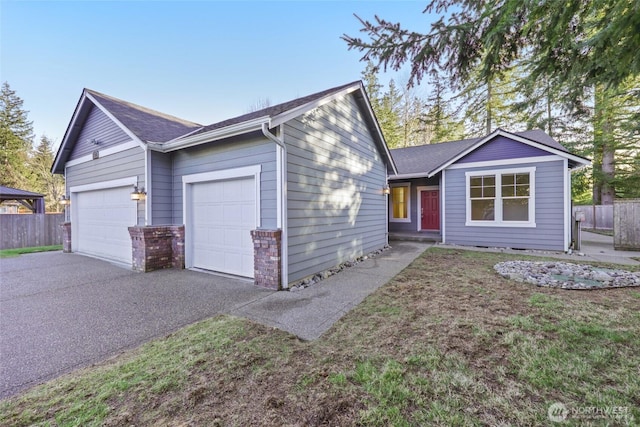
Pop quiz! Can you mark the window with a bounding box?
[390,184,410,222]
[466,167,535,227]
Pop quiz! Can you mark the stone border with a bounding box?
[288,245,391,292]
[494,260,640,290]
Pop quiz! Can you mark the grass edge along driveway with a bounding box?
[1,247,638,426]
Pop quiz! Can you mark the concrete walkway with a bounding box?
[232,240,431,340]
[438,230,640,266]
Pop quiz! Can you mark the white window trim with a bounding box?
[416,185,439,231]
[465,167,536,227]
[389,182,411,223]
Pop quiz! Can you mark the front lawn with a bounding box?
[1,248,638,426]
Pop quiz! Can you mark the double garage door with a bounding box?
[189,177,256,278]
[74,185,136,265]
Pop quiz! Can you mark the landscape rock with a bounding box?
[494,260,640,290]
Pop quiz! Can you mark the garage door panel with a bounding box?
[75,186,135,264]
[190,177,255,278]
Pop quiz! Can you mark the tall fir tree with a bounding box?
[29,135,65,212]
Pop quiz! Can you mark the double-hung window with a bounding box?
[466,167,535,227]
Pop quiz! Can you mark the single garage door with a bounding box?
[191,177,255,278]
[75,186,136,264]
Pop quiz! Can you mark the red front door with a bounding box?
[421,190,440,230]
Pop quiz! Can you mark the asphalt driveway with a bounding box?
[0,241,429,400]
[0,252,271,400]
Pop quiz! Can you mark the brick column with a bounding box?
[60,222,71,253]
[128,225,185,272]
[250,229,282,290]
[170,226,185,269]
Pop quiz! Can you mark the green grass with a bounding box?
[1,247,638,426]
[0,245,62,258]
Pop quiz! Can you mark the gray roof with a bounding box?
[390,129,578,176]
[0,186,44,200]
[193,81,359,136]
[87,90,202,143]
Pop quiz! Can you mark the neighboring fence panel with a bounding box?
[573,205,613,230]
[614,199,640,251]
[0,213,65,250]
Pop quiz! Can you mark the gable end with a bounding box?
[455,135,552,165]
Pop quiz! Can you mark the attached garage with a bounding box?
[71,179,137,265]
[183,166,261,278]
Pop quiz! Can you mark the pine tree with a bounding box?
[29,135,65,212]
[0,82,34,188]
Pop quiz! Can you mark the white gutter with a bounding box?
[261,122,289,290]
[148,116,270,152]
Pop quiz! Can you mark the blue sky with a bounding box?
[1,1,435,148]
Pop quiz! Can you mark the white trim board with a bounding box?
[447,155,562,170]
[70,176,138,193]
[64,141,141,168]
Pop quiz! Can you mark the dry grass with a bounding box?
[1,247,639,426]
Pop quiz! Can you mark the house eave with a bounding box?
[148,116,271,152]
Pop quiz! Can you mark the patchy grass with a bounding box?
[0,245,62,258]
[1,247,638,426]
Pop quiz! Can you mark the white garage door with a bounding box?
[75,186,136,264]
[191,177,255,278]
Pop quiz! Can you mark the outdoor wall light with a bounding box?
[59,195,70,206]
[382,185,391,196]
[130,186,146,201]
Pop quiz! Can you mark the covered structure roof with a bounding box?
[0,186,45,213]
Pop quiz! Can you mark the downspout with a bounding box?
[261,123,289,289]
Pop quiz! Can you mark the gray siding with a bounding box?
[171,133,277,226]
[66,147,146,225]
[70,105,131,160]
[388,176,440,233]
[150,151,173,225]
[444,160,565,250]
[285,93,388,283]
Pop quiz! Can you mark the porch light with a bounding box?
[130,186,146,201]
[382,185,391,196]
[59,195,70,206]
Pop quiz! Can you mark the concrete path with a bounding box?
[0,241,429,399]
[232,241,431,340]
[438,230,640,266]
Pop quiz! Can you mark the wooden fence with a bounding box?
[614,199,640,250]
[573,205,613,230]
[0,213,65,250]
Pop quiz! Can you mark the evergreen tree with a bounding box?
[343,0,639,202]
[0,82,34,188]
[29,135,65,212]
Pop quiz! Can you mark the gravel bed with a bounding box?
[494,260,640,289]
